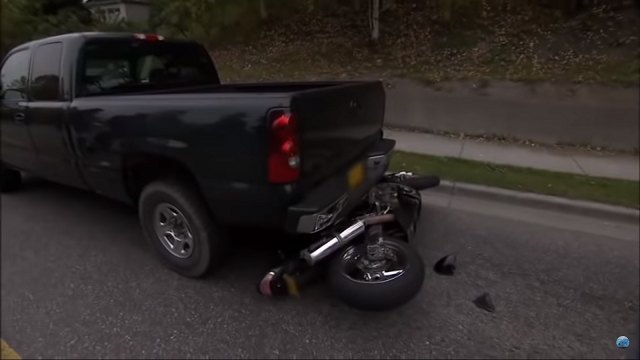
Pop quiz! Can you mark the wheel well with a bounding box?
[123,154,200,202]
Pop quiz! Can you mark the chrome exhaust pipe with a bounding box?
[301,221,366,266]
[300,213,397,266]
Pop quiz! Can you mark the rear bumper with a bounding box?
[284,138,395,234]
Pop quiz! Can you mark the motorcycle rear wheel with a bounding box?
[328,238,425,311]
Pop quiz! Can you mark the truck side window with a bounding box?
[30,42,63,101]
[0,50,31,100]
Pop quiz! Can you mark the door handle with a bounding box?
[13,112,25,124]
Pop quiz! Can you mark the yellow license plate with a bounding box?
[347,162,365,190]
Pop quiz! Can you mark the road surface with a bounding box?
[2,178,638,359]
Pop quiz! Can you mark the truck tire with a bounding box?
[138,178,228,278]
[1,166,22,193]
[328,239,425,311]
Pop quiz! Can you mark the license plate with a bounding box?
[347,162,365,190]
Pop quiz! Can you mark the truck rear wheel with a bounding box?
[138,178,228,278]
[1,166,22,193]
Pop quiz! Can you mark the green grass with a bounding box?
[595,58,640,87]
[389,151,640,209]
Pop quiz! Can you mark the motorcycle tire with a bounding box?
[328,238,425,311]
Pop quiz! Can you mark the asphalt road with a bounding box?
[2,178,639,359]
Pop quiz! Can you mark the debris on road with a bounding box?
[433,254,457,276]
[473,292,496,313]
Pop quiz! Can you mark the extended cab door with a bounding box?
[24,41,87,189]
[0,48,37,170]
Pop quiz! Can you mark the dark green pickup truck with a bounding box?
[1,33,436,310]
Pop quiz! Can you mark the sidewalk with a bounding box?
[384,128,639,181]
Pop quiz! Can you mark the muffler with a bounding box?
[386,172,440,191]
[300,214,397,266]
[301,221,366,266]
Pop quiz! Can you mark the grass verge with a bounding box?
[389,151,640,209]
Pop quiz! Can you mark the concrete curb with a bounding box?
[430,180,640,224]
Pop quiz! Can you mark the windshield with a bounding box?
[77,38,219,96]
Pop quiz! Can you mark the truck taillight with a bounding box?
[268,111,300,183]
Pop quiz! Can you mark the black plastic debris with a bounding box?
[473,292,496,313]
[433,254,456,275]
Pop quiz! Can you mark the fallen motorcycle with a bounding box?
[258,172,440,311]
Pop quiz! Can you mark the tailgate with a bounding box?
[290,81,385,188]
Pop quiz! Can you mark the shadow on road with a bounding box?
[7,176,326,295]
